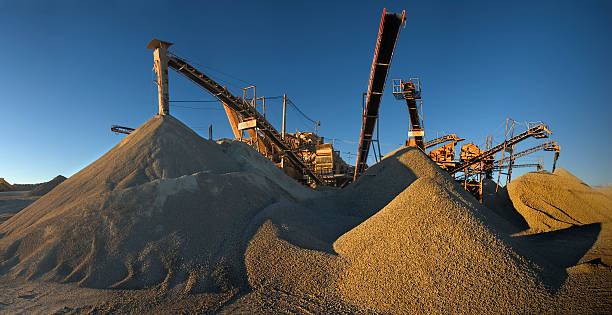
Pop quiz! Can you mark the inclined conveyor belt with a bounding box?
[405,95,424,149]
[167,55,323,185]
[354,9,405,180]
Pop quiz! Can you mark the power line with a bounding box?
[286,97,316,124]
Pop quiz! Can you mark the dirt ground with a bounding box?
[0,191,38,224]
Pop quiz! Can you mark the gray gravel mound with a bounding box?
[0,115,314,292]
[27,175,67,197]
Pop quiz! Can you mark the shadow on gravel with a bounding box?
[511,223,602,291]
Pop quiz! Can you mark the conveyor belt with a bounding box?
[167,55,322,185]
[402,83,424,150]
[471,141,558,174]
[424,134,464,149]
[110,125,135,135]
[499,141,558,163]
[354,9,405,180]
[491,163,542,170]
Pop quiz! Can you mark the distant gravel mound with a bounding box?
[0,115,314,292]
[0,178,12,192]
[27,175,67,197]
[507,168,612,233]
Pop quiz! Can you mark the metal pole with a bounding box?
[376,117,382,161]
[209,124,212,140]
[505,121,516,185]
[282,94,287,140]
[496,118,509,192]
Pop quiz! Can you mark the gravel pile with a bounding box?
[507,168,612,233]
[332,150,554,313]
[0,179,13,192]
[27,175,67,197]
[0,115,313,293]
[1,115,609,313]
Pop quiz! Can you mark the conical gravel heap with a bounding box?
[507,168,612,233]
[0,115,313,292]
[333,147,554,313]
[2,119,602,312]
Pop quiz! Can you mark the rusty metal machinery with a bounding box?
[393,77,424,150]
[281,131,353,187]
[146,39,323,185]
[456,142,494,201]
[498,141,559,164]
[450,139,559,202]
[354,9,405,180]
[459,142,496,174]
[491,161,544,172]
[167,54,322,185]
[544,142,561,172]
[428,138,465,172]
[443,122,552,202]
[424,134,465,150]
[448,122,552,176]
[486,141,560,175]
[461,141,559,180]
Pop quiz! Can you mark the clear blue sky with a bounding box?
[1,0,610,186]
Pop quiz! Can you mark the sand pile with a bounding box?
[482,179,530,233]
[596,185,612,198]
[0,115,313,292]
[339,146,467,218]
[27,175,66,197]
[331,150,555,313]
[236,147,558,313]
[507,168,612,233]
[3,116,608,312]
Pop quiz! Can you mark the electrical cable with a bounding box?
[285,98,316,124]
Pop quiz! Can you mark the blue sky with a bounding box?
[1,0,610,186]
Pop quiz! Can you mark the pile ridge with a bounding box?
[27,175,67,197]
